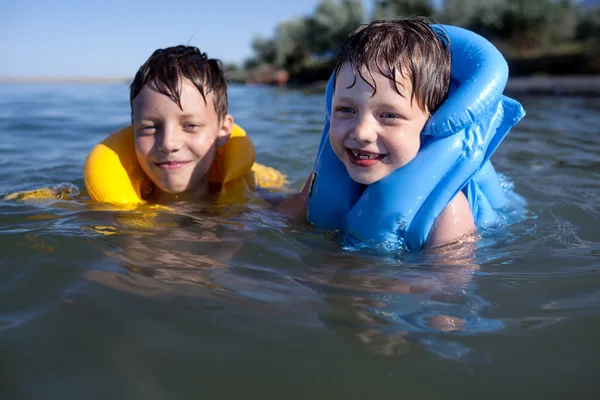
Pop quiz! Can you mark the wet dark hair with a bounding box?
[333,16,451,115]
[130,45,229,120]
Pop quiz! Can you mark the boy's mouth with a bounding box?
[347,149,385,167]
[155,160,191,170]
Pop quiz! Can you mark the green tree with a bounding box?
[273,17,312,70]
[576,6,600,68]
[500,0,558,48]
[441,0,505,29]
[250,36,277,65]
[222,63,240,72]
[371,0,435,20]
[242,57,260,71]
[498,0,580,49]
[249,0,365,72]
[547,0,578,43]
[577,5,600,41]
[307,0,365,54]
[441,0,580,51]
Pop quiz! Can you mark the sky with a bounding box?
[0,0,357,77]
[2,0,586,78]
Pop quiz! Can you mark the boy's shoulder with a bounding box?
[426,191,475,248]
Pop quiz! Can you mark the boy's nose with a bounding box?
[157,125,183,153]
[349,118,376,144]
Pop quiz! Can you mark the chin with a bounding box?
[347,171,376,185]
[342,166,368,185]
[156,182,188,194]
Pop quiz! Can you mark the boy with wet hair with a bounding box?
[130,45,230,122]
[8,45,287,209]
[333,16,450,120]
[129,45,235,202]
[282,17,476,249]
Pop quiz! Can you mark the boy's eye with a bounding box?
[380,112,400,119]
[138,125,157,134]
[184,123,202,131]
[335,106,355,114]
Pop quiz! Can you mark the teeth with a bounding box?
[351,150,379,160]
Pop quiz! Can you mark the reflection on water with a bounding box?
[83,215,493,364]
[1,84,600,398]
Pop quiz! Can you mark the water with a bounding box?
[1,82,599,399]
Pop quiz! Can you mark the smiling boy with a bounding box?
[130,45,234,202]
[281,17,476,249]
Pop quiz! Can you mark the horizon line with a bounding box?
[0,76,133,84]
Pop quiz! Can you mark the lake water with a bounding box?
[1,82,599,399]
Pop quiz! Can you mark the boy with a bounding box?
[129,45,234,202]
[80,45,287,207]
[280,17,475,249]
[7,46,286,210]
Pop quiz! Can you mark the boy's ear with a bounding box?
[216,114,234,148]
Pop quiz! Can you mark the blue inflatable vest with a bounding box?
[306,25,526,251]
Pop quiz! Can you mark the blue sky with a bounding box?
[0,0,356,77]
[2,0,581,78]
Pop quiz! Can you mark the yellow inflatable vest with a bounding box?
[6,124,287,205]
[84,124,287,205]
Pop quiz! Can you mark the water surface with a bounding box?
[0,83,599,399]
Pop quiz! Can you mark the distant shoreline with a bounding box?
[2,75,600,96]
[505,75,600,96]
[290,75,600,96]
[0,76,132,84]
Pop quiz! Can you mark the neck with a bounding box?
[152,177,212,203]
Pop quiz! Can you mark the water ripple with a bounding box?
[1,84,600,394]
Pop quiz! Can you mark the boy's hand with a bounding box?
[272,174,312,219]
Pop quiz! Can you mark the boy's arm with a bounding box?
[271,175,476,247]
[426,191,476,249]
[270,174,312,219]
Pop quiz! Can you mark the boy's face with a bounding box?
[132,79,232,197]
[329,63,428,185]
